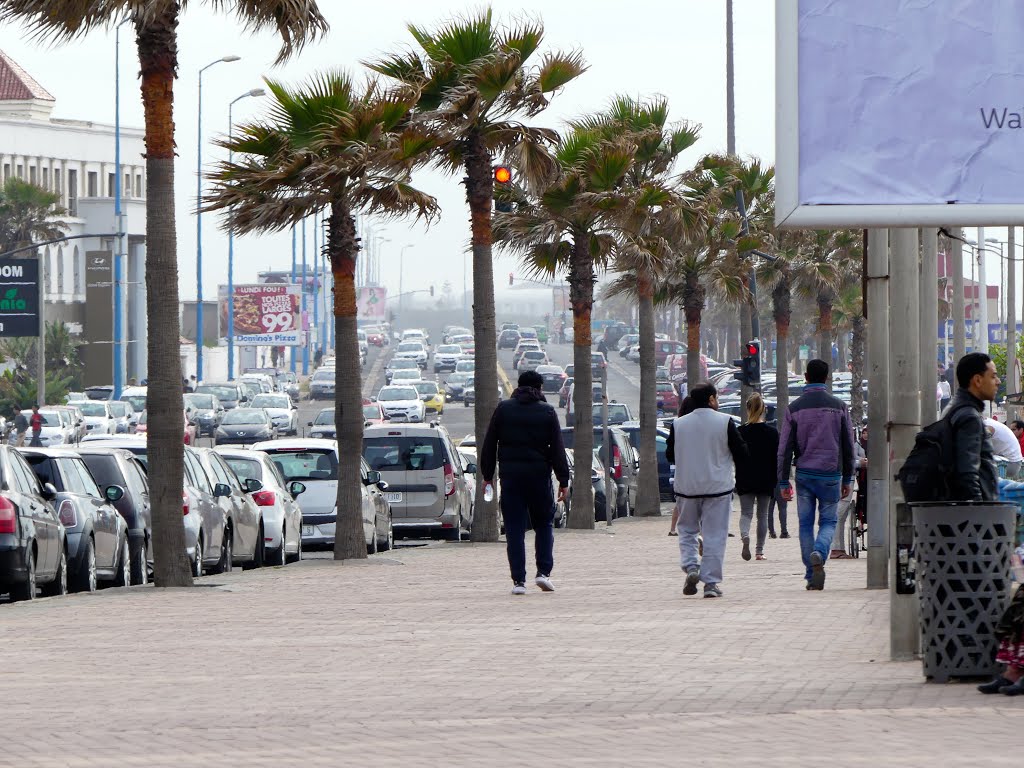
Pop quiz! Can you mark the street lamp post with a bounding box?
[290,224,297,373]
[226,87,265,382]
[399,244,414,320]
[195,55,240,383]
[113,16,132,399]
[302,217,309,376]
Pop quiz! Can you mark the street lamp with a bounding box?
[113,16,133,399]
[399,244,414,319]
[195,54,240,383]
[226,87,265,381]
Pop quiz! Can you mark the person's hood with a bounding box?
[512,386,546,403]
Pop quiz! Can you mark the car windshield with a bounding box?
[251,395,290,409]
[379,387,418,402]
[595,404,631,421]
[108,402,129,417]
[314,409,335,425]
[438,345,462,354]
[363,436,446,471]
[79,403,108,417]
[122,395,146,411]
[222,456,263,483]
[389,359,418,370]
[265,449,337,481]
[185,394,215,409]
[451,335,473,344]
[456,362,475,371]
[221,409,267,425]
[196,385,237,401]
[413,382,439,396]
[447,373,470,385]
[391,370,420,380]
[362,405,380,419]
[311,369,334,382]
[31,411,62,427]
[656,383,674,393]
[398,343,423,353]
[524,351,545,360]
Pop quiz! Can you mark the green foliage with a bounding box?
[0,177,67,254]
[0,320,83,392]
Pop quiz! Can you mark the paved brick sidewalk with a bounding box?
[2,513,1021,767]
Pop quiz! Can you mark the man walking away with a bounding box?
[668,383,747,598]
[948,353,1000,501]
[12,407,27,447]
[480,369,570,595]
[29,405,43,448]
[778,359,855,591]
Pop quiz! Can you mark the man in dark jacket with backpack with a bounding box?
[947,352,1000,501]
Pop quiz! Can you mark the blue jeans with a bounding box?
[796,476,840,581]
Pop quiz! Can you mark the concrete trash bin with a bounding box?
[911,502,1018,683]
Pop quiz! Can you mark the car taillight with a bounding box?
[0,496,15,534]
[443,462,455,497]
[252,490,276,507]
[57,499,77,528]
[612,445,623,480]
[183,492,190,516]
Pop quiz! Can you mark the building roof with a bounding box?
[0,50,54,102]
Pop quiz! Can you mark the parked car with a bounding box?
[51,405,87,444]
[591,351,608,376]
[561,425,638,518]
[309,407,337,440]
[656,381,680,414]
[592,402,634,425]
[196,448,265,569]
[617,333,640,356]
[376,385,426,423]
[564,448,608,522]
[250,393,299,436]
[0,445,67,600]
[214,408,277,446]
[216,448,304,565]
[107,400,136,434]
[362,400,386,426]
[84,385,115,401]
[21,409,76,447]
[616,421,674,502]
[181,445,232,576]
[77,446,152,585]
[195,382,248,410]
[20,448,130,592]
[363,421,473,541]
[183,392,224,436]
[119,386,148,415]
[240,374,274,394]
[78,401,117,436]
[278,371,300,401]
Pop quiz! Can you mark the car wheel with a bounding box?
[378,515,394,552]
[114,537,131,588]
[270,527,286,566]
[192,534,204,577]
[74,536,97,592]
[41,546,68,597]
[10,546,36,601]
[130,537,149,586]
[214,527,234,574]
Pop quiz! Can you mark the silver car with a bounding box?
[182,446,231,576]
[196,448,265,569]
[216,447,304,565]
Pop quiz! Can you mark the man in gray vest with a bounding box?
[666,383,748,598]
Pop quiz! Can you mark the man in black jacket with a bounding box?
[948,352,1000,501]
[480,370,570,595]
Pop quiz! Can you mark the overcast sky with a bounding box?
[0,1,774,303]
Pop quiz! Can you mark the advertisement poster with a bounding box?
[232,283,302,345]
[357,286,387,320]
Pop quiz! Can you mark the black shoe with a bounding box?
[741,536,751,561]
[1002,679,1024,696]
[808,552,826,590]
[780,531,791,539]
[978,676,1012,694]
[683,568,700,596]
[769,531,778,539]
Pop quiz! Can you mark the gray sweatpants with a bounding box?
[677,494,732,586]
[738,492,771,555]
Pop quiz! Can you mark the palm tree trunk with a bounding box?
[567,232,594,529]
[137,9,192,587]
[465,132,500,542]
[329,200,368,561]
[683,270,705,386]
[850,315,866,426]
[635,277,659,517]
[817,291,833,366]
[773,277,792,414]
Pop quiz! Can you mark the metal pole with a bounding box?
[979,227,989,352]
[725,0,735,156]
[37,248,45,407]
[889,227,921,660]
[952,230,966,360]
[301,217,309,376]
[463,250,468,327]
[602,364,612,526]
[866,228,889,589]
[920,228,939,425]
[290,224,297,373]
[1010,228,1018,411]
[313,210,319,359]
[113,17,130,399]
[227,99,236,381]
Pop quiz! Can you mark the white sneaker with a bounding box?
[535,574,555,592]
[511,582,527,595]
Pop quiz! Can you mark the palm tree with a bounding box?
[832,281,865,425]
[0,0,328,587]
[369,9,586,541]
[494,126,629,528]
[0,178,66,253]
[205,72,437,560]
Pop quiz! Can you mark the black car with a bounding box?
[20,448,130,592]
[564,449,609,522]
[184,393,224,436]
[498,329,521,349]
[78,447,152,585]
[560,426,638,518]
[0,445,68,600]
[615,422,674,502]
[444,372,473,402]
[214,408,277,445]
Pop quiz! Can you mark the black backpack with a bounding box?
[897,404,970,502]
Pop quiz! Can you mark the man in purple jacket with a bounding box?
[778,359,855,591]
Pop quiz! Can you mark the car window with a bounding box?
[22,455,57,489]
[222,409,268,425]
[265,449,338,482]
[363,436,446,471]
[71,459,103,498]
[223,456,262,483]
[81,454,120,489]
[213,454,243,492]
[9,451,40,495]
[124,459,150,499]
[196,385,239,401]
[58,457,90,495]
[251,395,290,409]
[184,450,211,493]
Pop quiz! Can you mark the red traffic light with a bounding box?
[746,342,759,356]
[494,165,512,184]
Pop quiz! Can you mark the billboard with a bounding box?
[357,286,387,320]
[232,284,302,345]
[0,258,40,337]
[776,0,1024,227]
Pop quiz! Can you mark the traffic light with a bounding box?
[732,339,761,386]
[494,165,513,213]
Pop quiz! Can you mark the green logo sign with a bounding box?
[0,288,26,311]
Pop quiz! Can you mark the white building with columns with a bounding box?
[0,49,148,384]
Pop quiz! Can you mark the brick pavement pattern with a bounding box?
[3,512,1022,767]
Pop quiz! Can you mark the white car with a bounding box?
[216,447,305,565]
[394,341,429,369]
[376,385,426,423]
[433,344,463,373]
[390,368,423,385]
[517,349,549,372]
[250,393,298,436]
[454,359,475,374]
[401,329,429,345]
[120,386,148,415]
[19,409,76,447]
[77,401,117,435]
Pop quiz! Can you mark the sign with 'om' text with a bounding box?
[0,258,39,337]
[231,283,301,345]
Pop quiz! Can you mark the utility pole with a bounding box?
[866,228,889,589]
[920,229,939,425]
[979,226,989,353]
[37,249,45,407]
[1009,227,1018,414]
[952,229,966,360]
[726,0,735,156]
[889,227,921,660]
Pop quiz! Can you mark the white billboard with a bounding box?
[776,0,1024,227]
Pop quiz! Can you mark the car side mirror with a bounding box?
[41,482,57,501]
[105,485,125,502]
[376,479,389,491]
[365,470,382,485]
[464,462,477,475]
[307,421,314,427]
[289,480,306,498]
[213,482,232,498]
[243,478,263,493]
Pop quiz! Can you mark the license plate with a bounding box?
[302,525,315,537]
[385,492,403,503]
